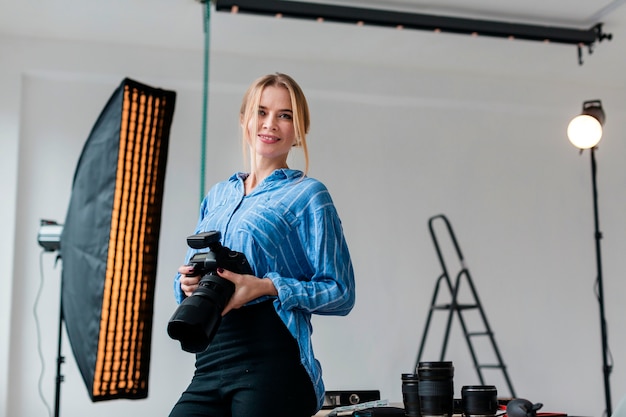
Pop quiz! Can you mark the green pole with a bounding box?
[200,1,211,203]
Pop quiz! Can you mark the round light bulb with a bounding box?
[567,114,603,149]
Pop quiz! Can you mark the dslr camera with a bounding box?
[167,231,253,353]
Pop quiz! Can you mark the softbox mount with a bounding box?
[59,78,176,404]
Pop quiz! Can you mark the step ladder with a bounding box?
[415,214,516,398]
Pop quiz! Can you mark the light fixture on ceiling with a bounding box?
[209,0,613,65]
[567,99,613,417]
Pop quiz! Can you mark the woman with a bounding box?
[169,73,356,417]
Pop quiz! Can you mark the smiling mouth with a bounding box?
[259,134,280,142]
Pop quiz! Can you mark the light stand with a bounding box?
[37,219,65,417]
[54,286,64,417]
[567,100,613,417]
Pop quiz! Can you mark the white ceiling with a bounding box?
[1,0,625,78]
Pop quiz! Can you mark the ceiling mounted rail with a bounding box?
[210,0,613,65]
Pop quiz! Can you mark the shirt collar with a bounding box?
[230,169,304,183]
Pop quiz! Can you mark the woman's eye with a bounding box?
[279,113,292,120]
[258,110,266,116]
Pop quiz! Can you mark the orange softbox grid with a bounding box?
[60,78,176,401]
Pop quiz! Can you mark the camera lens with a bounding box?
[417,361,454,417]
[461,385,498,417]
[402,373,420,417]
[167,273,235,353]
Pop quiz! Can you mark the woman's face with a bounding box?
[247,85,296,165]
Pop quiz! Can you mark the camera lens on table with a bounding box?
[417,361,454,417]
[401,373,420,417]
[461,385,498,417]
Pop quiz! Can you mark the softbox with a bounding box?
[60,78,176,401]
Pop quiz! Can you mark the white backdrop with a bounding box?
[1,17,625,417]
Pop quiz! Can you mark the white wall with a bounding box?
[1,25,625,417]
[0,35,20,417]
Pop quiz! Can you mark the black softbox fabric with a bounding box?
[60,78,176,401]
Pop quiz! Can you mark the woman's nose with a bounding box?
[261,116,277,130]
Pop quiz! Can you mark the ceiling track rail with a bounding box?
[210,0,613,65]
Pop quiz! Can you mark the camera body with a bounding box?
[167,231,253,353]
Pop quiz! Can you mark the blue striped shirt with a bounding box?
[173,168,356,410]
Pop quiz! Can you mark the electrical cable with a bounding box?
[36,250,53,417]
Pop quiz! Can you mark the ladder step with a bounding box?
[477,364,506,370]
[467,331,492,337]
[431,303,479,311]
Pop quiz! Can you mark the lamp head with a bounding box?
[567,100,605,149]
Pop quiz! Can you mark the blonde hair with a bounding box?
[240,73,311,175]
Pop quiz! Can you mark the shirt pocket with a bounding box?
[238,199,302,270]
[197,199,229,232]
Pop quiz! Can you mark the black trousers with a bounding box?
[169,300,317,417]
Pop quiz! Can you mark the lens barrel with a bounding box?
[167,273,234,353]
[417,361,455,417]
[461,385,498,417]
[402,373,420,417]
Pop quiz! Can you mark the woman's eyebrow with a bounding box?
[259,105,292,113]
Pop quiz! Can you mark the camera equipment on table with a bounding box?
[402,361,504,417]
[461,385,498,417]
[322,390,381,409]
[418,361,455,417]
[167,231,253,353]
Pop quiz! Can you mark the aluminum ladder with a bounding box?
[415,214,516,398]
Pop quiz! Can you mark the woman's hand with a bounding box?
[178,265,200,298]
[217,268,278,316]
